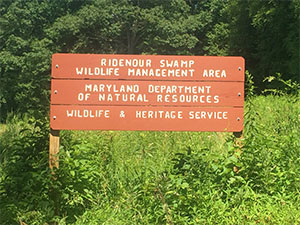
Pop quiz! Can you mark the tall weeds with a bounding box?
[0,75,299,224]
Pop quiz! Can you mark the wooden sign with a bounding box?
[52,54,244,81]
[50,106,243,131]
[51,80,243,106]
[50,53,244,132]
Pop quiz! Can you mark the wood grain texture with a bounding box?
[49,129,60,170]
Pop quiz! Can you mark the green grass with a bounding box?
[0,93,299,224]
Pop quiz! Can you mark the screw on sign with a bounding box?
[49,54,245,169]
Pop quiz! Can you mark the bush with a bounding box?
[0,115,52,224]
[0,86,299,224]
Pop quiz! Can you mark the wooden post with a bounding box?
[233,131,242,138]
[233,131,243,147]
[49,129,60,170]
[49,129,60,224]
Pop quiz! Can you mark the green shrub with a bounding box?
[0,85,299,224]
[0,115,52,224]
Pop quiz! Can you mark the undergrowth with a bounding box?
[0,76,299,224]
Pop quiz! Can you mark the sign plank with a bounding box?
[50,105,243,131]
[52,54,245,81]
[50,53,245,132]
[51,80,244,106]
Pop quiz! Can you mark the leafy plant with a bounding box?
[263,73,300,96]
[0,115,52,224]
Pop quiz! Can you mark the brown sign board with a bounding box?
[52,54,244,81]
[51,80,244,106]
[50,53,244,132]
[50,105,243,131]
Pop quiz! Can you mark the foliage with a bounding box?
[0,115,51,224]
[263,73,300,96]
[0,0,299,119]
[1,91,300,224]
[225,0,299,87]
[0,0,299,224]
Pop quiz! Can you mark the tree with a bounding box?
[0,0,87,120]
[225,0,299,87]
[0,0,298,120]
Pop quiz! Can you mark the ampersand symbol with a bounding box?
[120,110,125,118]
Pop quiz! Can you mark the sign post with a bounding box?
[49,129,60,170]
[49,53,245,169]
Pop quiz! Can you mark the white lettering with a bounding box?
[76,67,83,75]
[203,69,227,78]
[189,111,228,120]
[65,109,110,118]
[78,93,84,101]
[75,67,119,76]
[136,110,183,119]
